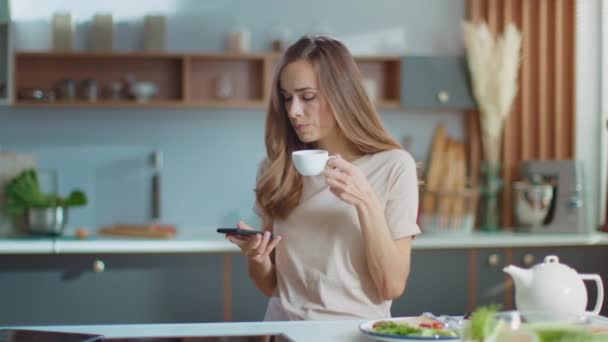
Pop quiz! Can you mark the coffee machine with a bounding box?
[516,160,587,233]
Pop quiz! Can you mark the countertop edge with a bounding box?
[0,231,607,254]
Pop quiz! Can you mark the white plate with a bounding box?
[359,317,461,342]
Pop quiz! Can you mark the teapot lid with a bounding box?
[535,255,577,275]
[544,255,559,264]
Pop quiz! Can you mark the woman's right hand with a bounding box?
[225,221,281,263]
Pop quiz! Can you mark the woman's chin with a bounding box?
[296,133,319,143]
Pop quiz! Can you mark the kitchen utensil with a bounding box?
[150,151,162,221]
[132,82,157,103]
[24,206,68,236]
[292,150,335,176]
[503,255,604,316]
[80,79,98,102]
[105,81,124,100]
[18,88,55,101]
[519,160,586,233]
[98,224,176,239]
[56,79,76,100]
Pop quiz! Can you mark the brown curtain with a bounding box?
[466,0,576,228]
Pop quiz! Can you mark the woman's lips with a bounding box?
[295,124,311,131]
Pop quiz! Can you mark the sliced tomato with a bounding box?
[432,322,444,329]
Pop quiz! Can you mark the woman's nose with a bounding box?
[287,98,303,118]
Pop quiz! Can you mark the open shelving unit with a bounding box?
[13,51,402,109]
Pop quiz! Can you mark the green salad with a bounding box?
[462,305,608,342]
[372,321,459,337]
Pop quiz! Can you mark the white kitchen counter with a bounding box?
[1,229,608,254]
[9,320,369,342]
[11,315,608,342]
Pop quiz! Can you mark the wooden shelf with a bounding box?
[14,100,185,108]
[13,51,402,109]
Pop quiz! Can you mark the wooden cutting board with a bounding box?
[423,123,448,214]
[448,140,467,229]
[98,224,177,239]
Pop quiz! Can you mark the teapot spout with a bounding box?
[503,265,533,288]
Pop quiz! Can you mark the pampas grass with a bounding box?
[462,21,522,164]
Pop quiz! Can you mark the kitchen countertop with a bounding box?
[10,316,608,342]
[7,320,369,342]
[1,229,608,254]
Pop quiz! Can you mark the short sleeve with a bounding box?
[384,151,421,240]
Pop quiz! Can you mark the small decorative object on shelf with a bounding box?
[143,14,166,51]
[55,79,76,100]
[269,28,291,52]
[227,30,251,53]
[215,74,234,100]
[462,21,522,231]
[91,13,113,51]
[80,79,98,102]
[104,81,124,100]
[52,12,73,51]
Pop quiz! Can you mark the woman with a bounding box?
[225,35,420,320]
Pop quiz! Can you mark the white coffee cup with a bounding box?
[292,150,335,176]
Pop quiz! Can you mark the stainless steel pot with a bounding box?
[24,206,68,236]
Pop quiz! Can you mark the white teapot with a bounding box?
[503,255,604,316]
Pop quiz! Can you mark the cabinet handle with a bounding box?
[437,91,450,104]
[488,253,502,267]
[522,253,535,267]
[92,260,105,273]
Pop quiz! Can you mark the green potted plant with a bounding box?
[4,169,87,236]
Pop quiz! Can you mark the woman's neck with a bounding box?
[315,135,363,163]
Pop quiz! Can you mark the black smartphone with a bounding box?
[217,227,271,238]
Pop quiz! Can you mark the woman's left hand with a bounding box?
[323,155,376,207]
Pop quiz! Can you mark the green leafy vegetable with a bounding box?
[372,321,458,337]
[534,326,606,342]
[462,304,502,342]
[4,169,88,215]
[463,305,608,342]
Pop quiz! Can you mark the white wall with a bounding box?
[575,0,604,230]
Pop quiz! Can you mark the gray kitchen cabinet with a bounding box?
[474,249,511,310]
[401,56,476,110]
[0,253,225,326]
[230,254,269,321]
[510,246,608,316]
[392,250,470,317]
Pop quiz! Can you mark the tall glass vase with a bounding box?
[479,161,502,232]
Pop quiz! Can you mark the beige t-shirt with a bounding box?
[258,149,420,320]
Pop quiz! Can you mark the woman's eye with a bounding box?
[303,95,315,101]
[283,96,292,102]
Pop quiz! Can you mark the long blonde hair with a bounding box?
[256,35,401,222]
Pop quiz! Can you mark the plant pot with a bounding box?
[24,206,68,236]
